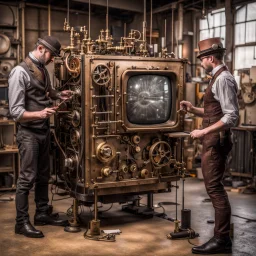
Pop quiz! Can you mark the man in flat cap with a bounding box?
[180,37,239,254]
[8,36,71,238]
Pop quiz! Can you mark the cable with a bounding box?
[232,214,256,222]
[187,238,199,246]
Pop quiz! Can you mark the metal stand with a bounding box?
[165,132,199,240]
[64,198,81,232]
[84,189,115,242]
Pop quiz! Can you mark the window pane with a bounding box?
[209,28,214,38]
[200,30,209,40]
[214,13,221,27]
[214,27,220,37]
[247,3,256,21]
[236,6,246,23]
[200,19,208,30]
[220,12,226,26]
[235,46,256,69]
[208,13,214,28]
[246,21,256,43]
[235,23,245,44]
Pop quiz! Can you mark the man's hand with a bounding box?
[59,90,73,100]
[39,107,56,119]
[190,129,205,139]
[180,100,194,113]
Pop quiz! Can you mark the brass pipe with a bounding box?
[164,19,167,48]
[150,0,152,45]
[94,189,98,221]
[88,0,91,39]
[21,1,25,59]
[48,3,51,36]
[171,6,174,53]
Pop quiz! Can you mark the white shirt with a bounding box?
[211,64,239,127]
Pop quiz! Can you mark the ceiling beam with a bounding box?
[72,0,144,13]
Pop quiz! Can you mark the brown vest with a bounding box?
[203,66,228,128]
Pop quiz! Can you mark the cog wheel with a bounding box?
[149,141,172,167]
[92,64,111,86]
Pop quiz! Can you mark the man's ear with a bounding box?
[209,55,214,63]
[38,45,45,54]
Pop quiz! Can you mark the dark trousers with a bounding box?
[16,126,50,224]
[201,131,232,239]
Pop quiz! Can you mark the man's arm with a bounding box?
[18,108,56,123]
[180,100,204,117]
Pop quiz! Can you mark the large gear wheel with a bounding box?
[149,141,172,167]
[92,64,111,86]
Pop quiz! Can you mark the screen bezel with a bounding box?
[122,70,180,132]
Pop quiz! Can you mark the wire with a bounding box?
[98,203,113,213]
[187,238,199,246]
[232,214,256,222]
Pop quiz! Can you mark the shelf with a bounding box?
[0,148,18,154]
[0,120,15,125]
[0,166,13,173]
[0,24,17,29]
[0,185,16,191]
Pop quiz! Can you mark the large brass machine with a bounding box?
[52,3,188,237]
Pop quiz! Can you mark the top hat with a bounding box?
[37,36,61,57]
[197,37,226,59]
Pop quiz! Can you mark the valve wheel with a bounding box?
[92,64,111,86]
[149,141,172,167]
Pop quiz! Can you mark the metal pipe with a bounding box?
[124,22,126,37]
[16,6,20,63]
[171,7,174,52]
[164,19,167,48]
[89,0,91,39]
[21,1,25,59]
[143,0,146,42]
[150,0,152,45]
[94,189,98,221]
[48,3,51,36]
[106,0,109,31]
[67,0,70,23]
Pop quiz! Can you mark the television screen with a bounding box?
[127,75,171,125]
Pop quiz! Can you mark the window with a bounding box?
[234,3,256,70]
[199,8,226,46]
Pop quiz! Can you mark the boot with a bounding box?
[192,236,232,254]
[34,212,69,226]
[15,221,44,238]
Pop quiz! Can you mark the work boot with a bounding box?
[34,212,69,226]
[192,236,232,254]
[15,221,44,238]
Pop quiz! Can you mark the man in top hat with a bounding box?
[180,37,239,254]
[8,36,72,238]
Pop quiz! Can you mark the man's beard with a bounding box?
[204,64,213,74]
[38,55,51,65]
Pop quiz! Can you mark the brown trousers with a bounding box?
[201,126,232,239]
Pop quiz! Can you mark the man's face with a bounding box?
[200,55,213,73]
[39,47,54,66]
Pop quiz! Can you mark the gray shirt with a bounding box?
[211,64,239,127]
[8,52,49,121]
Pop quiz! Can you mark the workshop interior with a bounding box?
[0,0,256,255]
